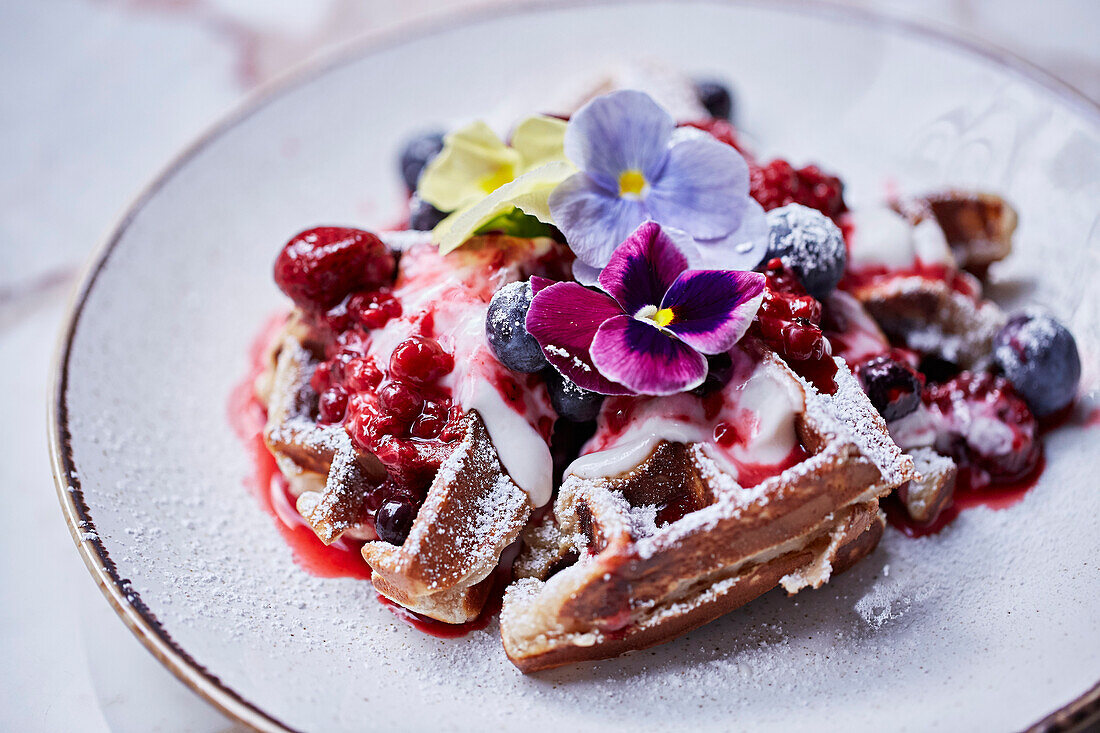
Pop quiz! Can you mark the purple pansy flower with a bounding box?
[526,222,766,396]
[548,90,768,279]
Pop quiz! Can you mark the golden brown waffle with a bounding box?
[847,191,1016,368]
[500,353,914,672]
[258,319,536,622]
[917,191,1018,272]
[257,320,384,542]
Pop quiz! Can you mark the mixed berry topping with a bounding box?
[924,372,1041,489]
[389,335,455,386]
[992,311,1080,417]
[749,159,847,222]
[486,281,549,373]
[399,130,445,192]
[274,227,396,311]
[750,258,838,393]
[693,78,734,121]
[680,118,751,157]
[764,203,847,300]
[856,354,924,422]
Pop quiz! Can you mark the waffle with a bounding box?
[258,322,385,543]
[500,351,914,672]
[256,231,565,623]
[844,192,1015,368]
[916,190,1017,272]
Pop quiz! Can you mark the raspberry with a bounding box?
[317,385,348,424]
[389,336,454,385]
[274,227,396,311]
[925,372,1040,487]
[348,289,402,330]
[680,119,751,157]
[749,160,847,221]
[750,258,837,392]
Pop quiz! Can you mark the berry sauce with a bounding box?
[231,313,505,637]
[839,259,980,299]
[884,455,1045,538]
[228,314,372,580]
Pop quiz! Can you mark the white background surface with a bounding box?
[1,1,1097,731]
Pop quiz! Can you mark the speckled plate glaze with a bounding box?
[51,2,1100,731]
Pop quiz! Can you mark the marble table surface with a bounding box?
[2,1,1096,730]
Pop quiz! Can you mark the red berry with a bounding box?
[750,258,837,392]
[409,398,451,439]
[310,361,334,393]
[348,289,403,330]
[924,372,1040,487]
[680,119,751,157]
[389,336,454,385]
[378,380,424,422]
[749,159,847,221]
[344,357,383,392]
[317,385,348,424]
[274,227,396,311]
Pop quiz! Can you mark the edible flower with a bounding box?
[548,90,767,278]
[526,221,765,396]
[418,116,572,253]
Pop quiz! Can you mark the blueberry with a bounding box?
[857,355,923,422]
[694,79,734,121]
[544,368,603,422]
[486,281,547,373]
[764,203,847,300]
[993,311,1080,417]
[375,498,415,545]
[408,195,448,231]
[399,130,445,192]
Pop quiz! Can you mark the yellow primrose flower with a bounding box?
[434,161,574,254]
[417,115,569,250]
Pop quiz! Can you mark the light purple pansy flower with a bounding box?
[548,90,768,279]
[526,222,766,396]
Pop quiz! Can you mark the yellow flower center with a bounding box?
[618,169,647,198]
[479,163,516,194]
[653,307,675,327]
[636,304,676,328]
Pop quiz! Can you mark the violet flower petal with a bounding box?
[661,270,766,354]
[645,136,751,240]
[549,172,647,267]
[597,221,688,315]
[691,198,770,272]
[525,281,633,395]
[564,89,674,186]
[590,315,708,395]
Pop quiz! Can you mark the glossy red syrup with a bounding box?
[840,260,979,299]
[884,454,1046,538]
[229,314,373,580]
[232,315,502,637]
[736,444,812,488]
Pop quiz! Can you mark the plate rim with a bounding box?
[46,1,1100,730]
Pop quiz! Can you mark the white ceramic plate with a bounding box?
[52,2,1100,731]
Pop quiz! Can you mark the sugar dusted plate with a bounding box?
[51,2,1100,731]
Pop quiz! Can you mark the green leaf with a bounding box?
[473,207,554,239]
